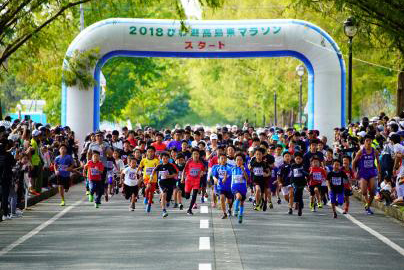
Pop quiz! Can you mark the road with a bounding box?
[0,182,403,270]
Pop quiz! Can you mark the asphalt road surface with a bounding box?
[1,182,403,270]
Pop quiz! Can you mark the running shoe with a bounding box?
[318,203,323,209]
[173,203,178,208]
[88,194,94,202]
[201,197,205,203]
[234,209,239,217]
[2,215,11,221]
[193,203,198,209]
[310,202,314,212]
[238,215,243,224]
[298,206,302,216]
[262,202,267,212]
[269,202,274,209]
[333,212,337,219]
[248,196,254,202]
[288,208,293,215]
[179,204,184,210]
[187,209,193,215]
[221,213,228,219]
[146,204,151,213]
[366,208,374,215]
[143,198,148,205]
[95,203,100,208]
[105,194,109,202]
[166,202,170,208]
[59,200,65,206]
[277,197,281,204]
[227,209,232,217]
[162,210,168,218]
[131,203,135,211]
[86,191,90,196]
[342,211,347,215]
[254,205,261,211]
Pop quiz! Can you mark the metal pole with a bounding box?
[274,91,277,126]
[299,76,303,128]
[80,4,84,31]
[348,36,353,124]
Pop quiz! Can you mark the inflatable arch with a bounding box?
[62,18,345,141]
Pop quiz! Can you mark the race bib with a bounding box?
[364,159,374,168]
[146,167,154,176]
[331,177,342,186]
[58,164,68,172]
[253,167,264,176]
[159,170,168,179]
[190,168,200,177]
[312,172,323,181]
[91,168,99,176]
[218,169,227,179]
[233,175,243,184]
[129,172,136,180]
[293,168,302,177]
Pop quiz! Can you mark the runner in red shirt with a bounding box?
[83,150,105,208]
[151,133,167,157]
[308,156,327,212]
[342,155,354,214]
[182,148,206,215]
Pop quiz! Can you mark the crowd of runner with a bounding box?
[1,112,404,223]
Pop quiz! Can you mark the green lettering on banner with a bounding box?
[139,26,147,35]
[129,26,137,35]
[191,28,200,37]
[214,29,223,37]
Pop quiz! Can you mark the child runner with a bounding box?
[182,148,206,215]
[249,148,270,211]
[113,149,125,194]
[342,155,354,214]
[153,152,178,218]
[54,144,74,206]
[174,154,186,210]
[232,153,250,224]
[290,152,308,216]
[138,146,160,213]
[277,152,294,214]
[120,156,142,211]
[212,153,234,219]
[83,150,105,208]
[327,159,348,218]
[308,156,327,212]
[352,134,380,215]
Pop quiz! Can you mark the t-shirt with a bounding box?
[277,163,292,186]
[139,157,160,183]
[123,167,139,186]
[55,155,74,177]
[227,157,236,167]
[290,163,307,187]
[212,164,233,191]
[151,142,167,156]
[327,170,347,193]
[175,163,186,181]
[167,140,182,152]
[249,159,269,182]
[231,166,249,192]
[30,139,40,166]
[86,161,104,181]
[309,167,327,186]
[89,142,110,165]
[154,163,177,183]
[184,159,205,182]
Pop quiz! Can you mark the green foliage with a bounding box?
[63,48,100,90]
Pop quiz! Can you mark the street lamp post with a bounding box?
[296,65,305,129]
[344,17,358,124]
[274,90,277,126]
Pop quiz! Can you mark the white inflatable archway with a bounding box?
[62,19,345,141]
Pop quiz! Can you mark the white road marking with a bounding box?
[199,263,212,270]
[0,198,84,256]
[199,237,210,250]
[336,207,404,257]
[200,219,209,229]
[200,205,208,213]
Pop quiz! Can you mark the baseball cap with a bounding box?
[357,131,367,137]
[32,130,41,137]
[210,134,218,140]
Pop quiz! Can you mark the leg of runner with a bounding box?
[220,194,227,219]
[254,185,261,211]
[161,189,168,218]
[187,189,198,215]
[288,186,294,215]
[360,178,370,213]
[366,177,377,214]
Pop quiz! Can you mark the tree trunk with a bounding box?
[397,70,404,116]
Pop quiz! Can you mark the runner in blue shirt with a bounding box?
[231,153,250,224]
[54,144,74,206]
[212,154,233,219]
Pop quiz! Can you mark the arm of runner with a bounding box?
[352,149,362,171]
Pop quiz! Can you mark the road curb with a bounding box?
[352,189,404,222]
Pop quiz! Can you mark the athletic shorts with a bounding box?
[124,184,139,200]
[231,188,246,201]
[253,178,266,191]
[200,176,208,188]
[309,184,321,196]
[159,179,175,194]
[267,178,277,193]
[56,175,70,191]
[329,191,344,205]
[358,169,378,181]
[185,179,200,193]
[281,185,292,196]
[344,189,353,197]
[218,189,233,200]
